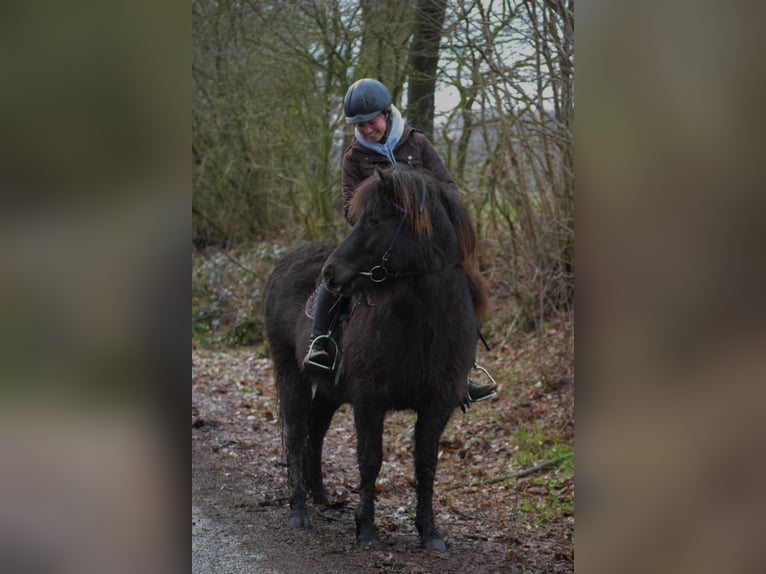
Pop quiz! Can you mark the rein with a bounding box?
[359,260,463,283]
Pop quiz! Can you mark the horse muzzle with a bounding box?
[322,262,356,295]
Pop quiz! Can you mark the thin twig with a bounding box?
[218,249,260,276]
[444,453,572,491]
[513,454,572,479]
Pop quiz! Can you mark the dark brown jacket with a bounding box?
[341,124,457,223]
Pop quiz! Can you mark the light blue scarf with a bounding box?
[354,104,404,165]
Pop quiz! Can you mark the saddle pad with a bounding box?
[304,287,320,319]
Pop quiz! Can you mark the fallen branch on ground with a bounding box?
[444,453,573,491]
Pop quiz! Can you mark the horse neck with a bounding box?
[372,270,468,318]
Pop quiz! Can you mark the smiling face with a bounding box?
[355,113,388,143]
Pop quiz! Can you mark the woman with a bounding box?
[303,78,496,403]
[340,78,458,223]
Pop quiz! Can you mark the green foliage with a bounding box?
[192,245,278,348]
[192,301,217,346]
[226,318,264,347]
[256,243,288,263]
[511,422,574,529]
[512,424,573,472]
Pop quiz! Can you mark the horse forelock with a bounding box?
[391,169,433,237]
[347,177,373,223]
[350,167,435,236]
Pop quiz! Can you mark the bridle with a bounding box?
[357,199,461,284]
[357,203,409,283]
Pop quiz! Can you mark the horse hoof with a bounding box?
[422,536,447,552]
[313,493,330,505]
[311,488,331,506]
[288,511,310,529]
[356,522,382,549]
[356,535,383,550]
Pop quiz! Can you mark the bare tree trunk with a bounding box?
[407,0,447,139]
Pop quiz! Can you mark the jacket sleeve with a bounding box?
[341,148,362,225]
[416,133,459,195]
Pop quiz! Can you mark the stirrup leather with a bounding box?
[304,334,339,373]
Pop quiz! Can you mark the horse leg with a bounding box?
[413,407,453,552]
[353,407,385,547]
[277,360,313,529]
[304,391,339,505]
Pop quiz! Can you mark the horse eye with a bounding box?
[368,215,380,225]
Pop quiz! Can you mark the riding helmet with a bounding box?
[343,78,392,124]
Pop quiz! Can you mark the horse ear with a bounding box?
[375,166,387,182]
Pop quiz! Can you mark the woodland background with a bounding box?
[192,0,574,334]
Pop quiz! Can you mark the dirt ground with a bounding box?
[192,318,573,574]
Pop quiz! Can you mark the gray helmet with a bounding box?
[343,78,392,124]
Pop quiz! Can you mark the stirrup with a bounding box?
[303,334,339,373]
[468,364,498,402]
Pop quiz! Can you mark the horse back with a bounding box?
[263,243,336,360]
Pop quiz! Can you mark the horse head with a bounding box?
[323,166,451,295]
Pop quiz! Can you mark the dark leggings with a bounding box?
[311,283,338,338]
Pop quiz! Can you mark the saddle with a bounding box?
[304,287,352,383]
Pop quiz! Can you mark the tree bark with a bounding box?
[406,0,447,139]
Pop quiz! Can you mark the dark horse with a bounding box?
[263,164,489,551]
